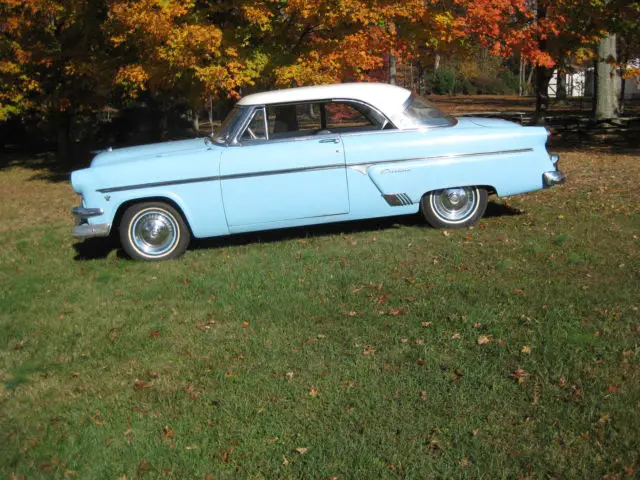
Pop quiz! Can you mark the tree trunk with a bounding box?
[619,76,626,115]
[535,66,553,125]
[56,111,72,166]
[534,0,550,124]
[192,110,200,135]
[389,51,397,85]
[519,57,524,96]
[595,34,619,120]
[556,70,567,100]
[417,62,425,95]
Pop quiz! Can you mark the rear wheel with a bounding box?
[120,202,190,261]
[421,186,487,228]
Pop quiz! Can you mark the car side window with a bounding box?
[325,102,385,133]
[267,103,322,139]
[240,107,267,141]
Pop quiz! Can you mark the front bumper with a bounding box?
[73,223,111,238]
[72,206,110,239]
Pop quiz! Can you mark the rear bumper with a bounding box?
[543,170,566,187]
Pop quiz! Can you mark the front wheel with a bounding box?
[420,186,487,228]
[120,202,190,261]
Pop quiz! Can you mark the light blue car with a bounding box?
[71,82,565,261]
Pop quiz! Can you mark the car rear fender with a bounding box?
[366,146,550,202]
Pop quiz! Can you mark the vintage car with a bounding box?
[71,82,565,261]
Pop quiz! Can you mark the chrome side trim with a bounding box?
[97,148,533,194]
[72,207,104,217]
[97,164,345,193]
[347,148,533,170]
[73,223,111,239]
[221,163,344,181]
[543,170,566,187]
[98,176,221,193]
[382,193,413,206]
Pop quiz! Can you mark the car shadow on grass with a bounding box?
[72,200,522,261]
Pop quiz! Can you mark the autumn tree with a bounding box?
[454,0,638,122]
[0,0,114,160]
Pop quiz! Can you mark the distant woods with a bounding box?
[0,0,638,161]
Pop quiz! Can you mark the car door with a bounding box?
[220,103,350,228]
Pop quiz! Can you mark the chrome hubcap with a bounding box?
[431,187,478,222]
[131,209,178,256]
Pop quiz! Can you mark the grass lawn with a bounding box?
[0,148,638,479]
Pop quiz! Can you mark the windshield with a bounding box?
[212,107,246,144]
[394,94,455,129]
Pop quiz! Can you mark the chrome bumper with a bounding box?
[73,223,111,238]
[72,207,103,217]
[72,207,110,239]
[543,170,566,187]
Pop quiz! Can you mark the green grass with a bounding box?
[1,150,639,479]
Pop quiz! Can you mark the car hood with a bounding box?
[91,138,213,167]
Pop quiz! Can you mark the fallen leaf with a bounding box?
[521,345,532,354]
[185,445,199,450]
[163,426,174,439]
[13,340,25,350]
[282,456,289,466]
[137,460,153,473]
[451,333,462,340]
[511,368,529,384]
[471,429,479,436]
[400,338,408,343]
[598,413,611,424]
[150,330,160,338]
[285,372,294,383]
[473,322,481,328]
[109,328,118,343]
[413,339,425,345]
[476,335,492,345]
[362,345,376,355]
[242,321,250,328]
[421,321,432,328]
[295,447,308,455]
[420,391,427,401]
[308,386,319,397]
[443,230,451,237]
[458,457,472,468]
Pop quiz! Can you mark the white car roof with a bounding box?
[237,82,412,119]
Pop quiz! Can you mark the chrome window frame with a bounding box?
[237,106,269,143]
[229,98,399,146]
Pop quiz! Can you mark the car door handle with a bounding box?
[318,138,340,144]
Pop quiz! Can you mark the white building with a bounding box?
[548,62,640,99]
